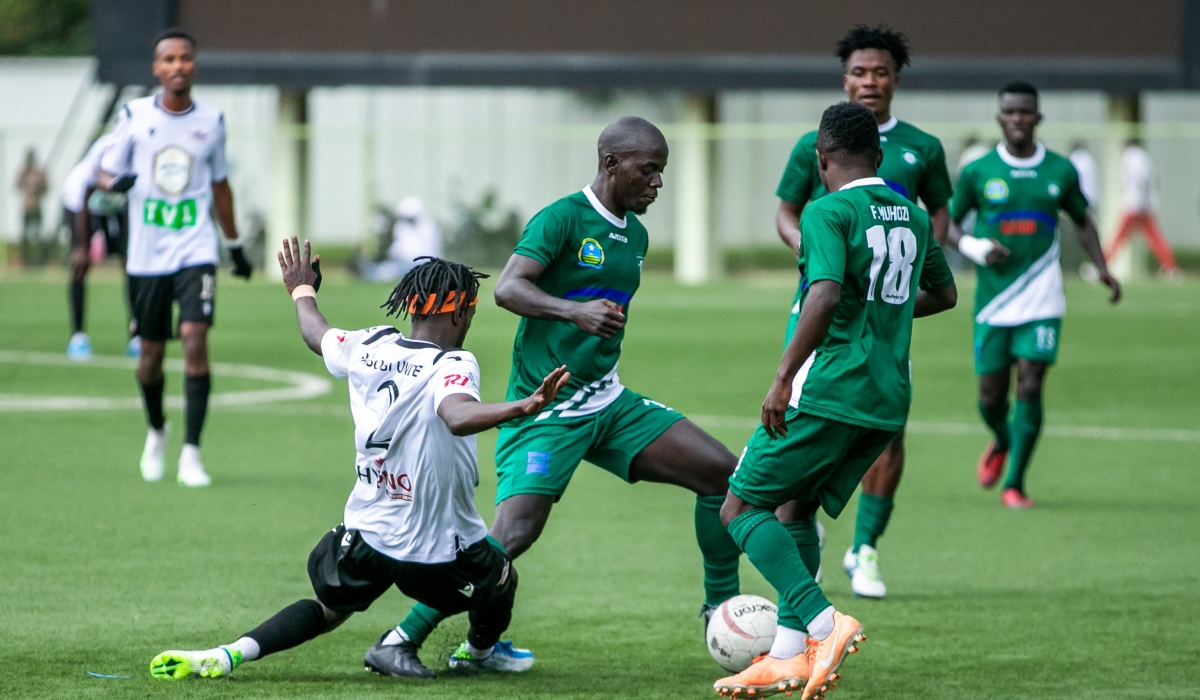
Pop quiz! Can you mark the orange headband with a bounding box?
[406,290,478,316]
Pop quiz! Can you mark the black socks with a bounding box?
[244,599,327,658]
[184,374,211,446]
[140,377,166,430]
[69,280,85,334]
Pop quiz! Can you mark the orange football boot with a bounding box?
[801,612,864,700]
[714,652,810,698]
[1002,488,1034,509]
[977,441,1007,489]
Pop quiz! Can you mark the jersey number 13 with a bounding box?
[865,225,917,305]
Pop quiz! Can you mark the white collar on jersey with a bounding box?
[996,142,1046,168]
[582,185,627,229]
[840,177,887,191]
[877,115,898,133]
[153,93,195,116]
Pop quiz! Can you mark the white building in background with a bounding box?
[5,57,1200,256]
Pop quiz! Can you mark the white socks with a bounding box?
[466,641,493,659]
[381,627,410,646]
[768,625,808,659]
[807,606,836,641]
[221,636,261,662]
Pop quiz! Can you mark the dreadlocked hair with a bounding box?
[381,256,489,322]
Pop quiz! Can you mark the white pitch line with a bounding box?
[1,351,1195,444]
[687,415,1200,443]
[0,350,331,411]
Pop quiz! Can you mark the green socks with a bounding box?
[696,495,742,606]
[728,509,829,632]
[980,400,1011,450]
[398,603,447,648]
[852,493,894,553]
[781,518,822,578]
[1004,398,1043,493]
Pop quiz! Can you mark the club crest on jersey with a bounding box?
[902,150,918,165]
[578,238,605,269]
[1048,183,1061,197]
[984,178,1009,204]
[153,146,193,195]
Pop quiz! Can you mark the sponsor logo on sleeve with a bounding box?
[526,451,552,475]
[578,238,605,269]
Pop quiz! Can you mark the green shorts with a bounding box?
[728,410,898,518]
[494,388,686,503]
[974,318,1061,375]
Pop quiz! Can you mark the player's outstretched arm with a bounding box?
[437,366,570,436]
[762,280,840,439]
[278,237,329,355]
[1075,217,1122,304]
[494,254,626,338]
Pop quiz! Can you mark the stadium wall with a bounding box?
[5,60,1200,265]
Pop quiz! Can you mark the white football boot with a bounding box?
[140,423,169,482]
[815,519,827,584]
[177,444,212,487]
[849,544,887,599]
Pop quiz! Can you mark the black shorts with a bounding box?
[127,264,216,341]
[64,207,128,259]
[308,524,517,616]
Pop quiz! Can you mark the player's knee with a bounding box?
[718,495,752,528]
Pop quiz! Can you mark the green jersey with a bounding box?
[949,144,1088,326]
[777,117,953,210]
[791,178,954,431]
[506,187,647,417]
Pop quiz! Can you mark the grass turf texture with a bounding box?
[1,269,1198,699]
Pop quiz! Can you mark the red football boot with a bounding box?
[977,441,1007,489]
[1002,488,1034,509]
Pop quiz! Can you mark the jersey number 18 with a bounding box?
[865,225,917,305]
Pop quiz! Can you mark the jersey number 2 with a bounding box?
[865,225,917,305]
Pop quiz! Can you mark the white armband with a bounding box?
[957,235,995,266]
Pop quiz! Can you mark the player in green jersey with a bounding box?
[775,25,954,599]
[948,81,1120,509]
[714,102,957,700]
[384,117,757,670]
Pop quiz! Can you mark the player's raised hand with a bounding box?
[1099,270,1122,304]
[522,365,571,415]
[985,240,1010,266]
[761,379,792,440]
[277,236,321,296]
[573,299,626,338]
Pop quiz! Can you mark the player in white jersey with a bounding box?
[98,28,254,487]
[62,133,140,360]
[150,241,570,682]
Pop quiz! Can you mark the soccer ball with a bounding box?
[706,594,778,672]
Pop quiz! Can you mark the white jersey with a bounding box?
[62,134,113,213]
[321,326,488,564]
[100,94,228,276]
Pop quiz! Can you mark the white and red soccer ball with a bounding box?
[705,594,778,672]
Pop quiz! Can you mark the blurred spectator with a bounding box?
[15,147,48,264]
[1105,139,1179,275]
[1068,141,1100,209]
[361,196,443,282]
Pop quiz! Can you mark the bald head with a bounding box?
[590,117,668,216]
[597,117,668,160]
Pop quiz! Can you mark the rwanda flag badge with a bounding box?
[578,238,605,269]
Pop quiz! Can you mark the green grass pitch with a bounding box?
[1,269,1198,699]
